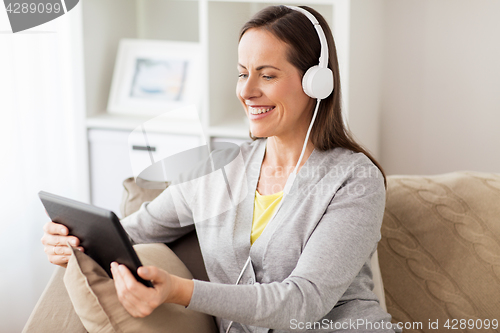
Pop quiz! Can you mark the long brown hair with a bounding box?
[240,5,386,185]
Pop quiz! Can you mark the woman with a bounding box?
[42,5,400,333]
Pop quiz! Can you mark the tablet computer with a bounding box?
[39,191,153,288]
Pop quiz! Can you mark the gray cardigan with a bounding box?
[121,139,400,333]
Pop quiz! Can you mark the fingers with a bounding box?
[138,266,166,285]
[43,221,68,236]
[45,251,72,267]
[111,263,147,317]
[117,264,150,296]
[137,266,153,280]
[41,221,82,268]
[41,221,80,252]
[44,244,70,256]
[41,233,79,247]
[111,263,159,318]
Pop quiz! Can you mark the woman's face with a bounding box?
[237,28,314,139]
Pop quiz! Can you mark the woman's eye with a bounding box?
[263,75,274,81]
[238,73,248,79]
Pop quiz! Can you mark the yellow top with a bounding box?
[251,190,284,245]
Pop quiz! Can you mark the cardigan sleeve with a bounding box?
[186,163,386,331]
[120,183,195,245]
[120,145,242,244]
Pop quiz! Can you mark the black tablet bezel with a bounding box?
[39,191,153,288]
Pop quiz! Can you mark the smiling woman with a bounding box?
[38,5,398,333]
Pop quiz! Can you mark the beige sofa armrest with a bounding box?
[22,267,87,333]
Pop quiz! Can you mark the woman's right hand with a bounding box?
[41,221,84,267]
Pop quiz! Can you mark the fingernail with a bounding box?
[71,240,77,246]
[61,228,66,235]
[141,267,149,275]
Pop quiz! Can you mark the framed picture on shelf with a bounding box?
[107,39,202,120]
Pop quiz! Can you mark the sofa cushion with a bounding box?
[378,171,500,328]
[63,243,217,333]
[120,177,165,218]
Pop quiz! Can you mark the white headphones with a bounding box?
[287,6,334,100]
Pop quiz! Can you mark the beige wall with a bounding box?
[348,0,385,159]
[380,0,500,175]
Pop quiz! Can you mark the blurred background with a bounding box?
[1,0,499,331]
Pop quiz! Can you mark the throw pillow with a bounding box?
[120,177,166,218]
[63,243,217,333]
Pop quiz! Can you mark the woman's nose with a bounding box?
[238,76,261,100]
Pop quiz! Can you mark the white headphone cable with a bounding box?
[284,98,321,194]
[235,257,252,285]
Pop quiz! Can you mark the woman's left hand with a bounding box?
[110,262,173,318]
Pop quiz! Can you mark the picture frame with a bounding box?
[107,39,202,120]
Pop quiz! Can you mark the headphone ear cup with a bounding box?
[302,66,334,100]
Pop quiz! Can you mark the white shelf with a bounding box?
[87,112,251,139]
[86,113,205,136]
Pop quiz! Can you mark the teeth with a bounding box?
[249,107,274,115]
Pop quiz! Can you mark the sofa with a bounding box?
[119,171,500,333]
[23,171,500,332]
[377,171,500,332]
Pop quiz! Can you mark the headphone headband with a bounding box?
[286,6,329,68]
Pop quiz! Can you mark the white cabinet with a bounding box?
[88,129,133,216]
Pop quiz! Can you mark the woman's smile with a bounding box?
[247,105,276,121]
[248,105,275,115]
